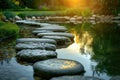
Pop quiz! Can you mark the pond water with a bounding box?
[0,22,120,80]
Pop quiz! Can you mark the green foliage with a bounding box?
[3,11,15,19]
[0,0,19,10]
[0,21,19,39]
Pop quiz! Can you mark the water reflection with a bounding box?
[59,22,120,79]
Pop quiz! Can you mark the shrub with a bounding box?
[3,11,15,20]
[0,21,19,39]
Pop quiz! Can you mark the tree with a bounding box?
[17,0,33,8]
[0,0,17,10]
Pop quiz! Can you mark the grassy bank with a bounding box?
[12,8,92,19]
[0,21,19,40]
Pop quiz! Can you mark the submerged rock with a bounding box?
[33,59,84,78]
[16,49,57,62]
[37,32,74,41]
[42,36,72,45]
[50,75,103,80]
[16,38,56,45]
[16,42,56,51]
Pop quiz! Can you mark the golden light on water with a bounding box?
[68,31,94,55]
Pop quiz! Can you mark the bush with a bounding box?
[0,21,19,39]
[3,11,15,20]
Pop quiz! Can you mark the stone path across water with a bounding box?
[16,42,56,51]
[33,59,84,78]
[15,20,90,79]
[16,49,57,62]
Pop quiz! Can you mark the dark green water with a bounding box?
[0,23,120,80]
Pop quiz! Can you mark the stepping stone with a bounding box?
[16,20,27,24]
[16,20,41,26]
[40,23,52,27]
[16,49,57,62]
[50,76,103,80]
[110,76,120,80]
[35,25,67,32]
[37,32,74,41]
[16,42,56,51]
[42,36,71,45]
[32,30,53,35]
[16,38,56,45]
[33,59,84,78]
[23,21,41,26]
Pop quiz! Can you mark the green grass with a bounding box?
[0,21,19,39]
[13,8,92,18]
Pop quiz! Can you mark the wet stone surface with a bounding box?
[16,42,56,51]
[50,75,103,80]
[32,30,54,34]
[16,49,57,63]
[37,32,74,41]
[110,76,120,80]
[35,25,67,32]
[33,59,84,78]
[42,36,72,45]
[16,38,56,45]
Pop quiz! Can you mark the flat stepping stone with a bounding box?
[32,30,53,34]
[50,76,103,80]
[16,20,27,24]
[42,36,71,45]
[16,49,57,62]
[23,21,41,26]
[37,32,74,41]
[40,23,52,27]
[16,38,56,45]
[110,76,120,80]
[16,20,40,26]
[33,59,84,78]
[35,25,67,32]
[16,42,56,51]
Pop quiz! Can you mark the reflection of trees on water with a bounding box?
[0,39,16,65]
[62,23,120,76]
[62,23,94,55]
[92,23,120,76]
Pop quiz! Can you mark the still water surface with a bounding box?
[0,23,120,80]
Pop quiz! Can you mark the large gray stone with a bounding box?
[50,76,103,80]
[16,20,41,26]
[23,21,41,26]
[32,30,53,35]
[16,38,56,45]
[35,25,67,32]
[39,23,52,27]
[42,36,71,45]
[16,49,57,62]
[16,42,56,51]
[110,76,120,80]
[37,32,74,41]
[33,59,84,78]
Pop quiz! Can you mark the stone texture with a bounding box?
[50,75,103,80]
[16,49,57,62]
[32,30,53,35]
[110,76,120,80]
[16,38,56,45]
[16,42,56,51]
[37,32,74,41]
[42,36,71,45]
[35,25,67,32]
[33,59,84,78]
